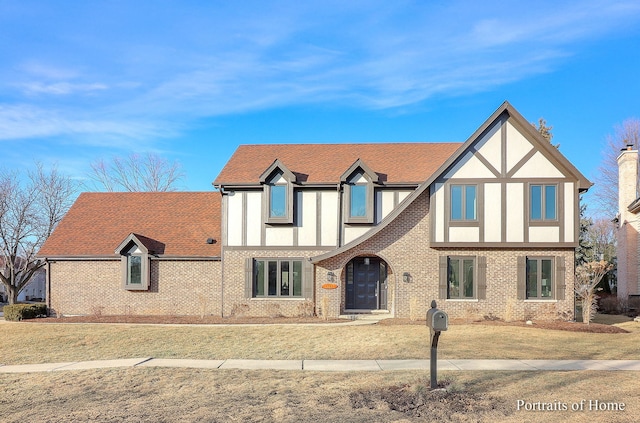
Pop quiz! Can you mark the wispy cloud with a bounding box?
[1,0,640,143]
[20,82,108,95]
[0,104,179,143]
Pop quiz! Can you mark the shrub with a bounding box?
[3,303,47,321]
[296,300,315,317]
[599,294,624,314]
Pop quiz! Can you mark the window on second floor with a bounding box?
[260,160,296,224]
[530,184,557,221]
[269,182,287,219]
[349,182,367,218]
[344,169,375,224]
[450,184,477,221]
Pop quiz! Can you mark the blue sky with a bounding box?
[2,0,640,214]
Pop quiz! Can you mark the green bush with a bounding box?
[3,303,47,321]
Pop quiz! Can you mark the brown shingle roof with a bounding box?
[213,143,462,186]
[38,192,221,258]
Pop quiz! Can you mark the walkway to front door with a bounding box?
[345,257,387,310]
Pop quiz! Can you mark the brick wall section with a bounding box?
[617,149,639,299]
[221,249,327,317]
[49,259,221,316]
[316,189,576,320]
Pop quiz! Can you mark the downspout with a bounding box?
[218,187,226,318]
[337,183,343,247]
[45,259,51,315]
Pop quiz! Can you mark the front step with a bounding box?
[339,310,392,321]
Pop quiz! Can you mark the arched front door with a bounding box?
[345,257,387,310]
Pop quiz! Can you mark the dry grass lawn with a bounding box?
[2,369,639,422]
[2,318,640,365]
[2,317,640,421]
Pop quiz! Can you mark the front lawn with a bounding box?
[2,317,640,365]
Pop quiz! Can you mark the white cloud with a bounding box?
[21,82,108,95]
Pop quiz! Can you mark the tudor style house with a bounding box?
[39,102,591,320]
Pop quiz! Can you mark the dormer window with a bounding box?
[125,244,143,286]
[342,159,378,224]
[269,175,288,219]
[350,181,367,218]
[260,159,296,224]
[115,233,152,290]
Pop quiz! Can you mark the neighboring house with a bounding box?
[38,192,221,316]
[0,267,45,302]
[616,146,640,301]
[39,102,591,320]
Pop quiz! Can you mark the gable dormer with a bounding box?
[341,159,379,224]
[260,159,296,224]
[115,233,153,290]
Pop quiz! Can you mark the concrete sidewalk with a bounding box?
[3,358,640,373]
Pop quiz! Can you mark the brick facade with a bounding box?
[48,259,221,316]
[221,249,327,317]
[315,189,575,320]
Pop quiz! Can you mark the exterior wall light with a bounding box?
[327,271,336,283]
[403,272,411,283]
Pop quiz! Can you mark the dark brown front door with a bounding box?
[346,257,385,310]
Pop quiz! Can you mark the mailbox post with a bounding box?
[426,300,448,389]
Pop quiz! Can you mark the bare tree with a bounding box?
[592,118,640,217]
[532,117,558,147]
[0,163,76,304]
[587,218,617,262]
[575,261,612,325]
[88,152,184,192]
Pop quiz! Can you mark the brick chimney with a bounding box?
[617,144,638,298]
[618,144,638,223]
